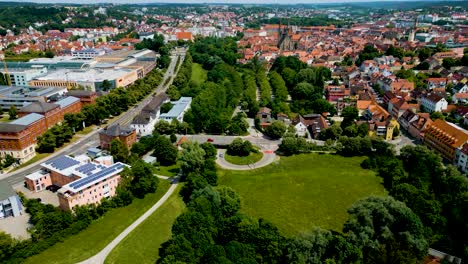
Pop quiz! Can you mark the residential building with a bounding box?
[379,78,415,93]
[0,113,47,163]
[325,85,350,102]
[24,155,128,211]
[455,143,468,174]
[398,110,432,140]
[159,97,192,122]
[420,94,448,113]
[452,92,468,104]
[131,93,168,136]
[71,49,106,59]
[387,97,418,118]
[257,107,272,128]
[427,77,448,91]
[0,184,23,218]
[302,114,329,139]
[424,119,468,163]
[99,123,136,150]
[291,115,308,137]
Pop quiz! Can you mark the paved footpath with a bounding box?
[78,177,179,264]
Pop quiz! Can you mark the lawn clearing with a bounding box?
[224,151,263,165]
[105,185,185,264]
[190,63,207,86]
[23,181,171,264]
[218,153,385,236]
[156,164,180,177]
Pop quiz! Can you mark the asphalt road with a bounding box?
[216,149,278,171]
[0,49,185,188]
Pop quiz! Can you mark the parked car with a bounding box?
[207,138,214,142]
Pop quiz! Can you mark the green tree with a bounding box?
[179,141,206,173]
[154,120,174,135]
[153,136,178,166]
[8,105,17,120]
[200,142,217,160]
[227,138,253,157]
[101,79,112,91]
[110,138,129,163]
[341,106,359,129]
[0,231,16,260]
[127,160,159,198]
[161,102,174,114]
[170,133,177,143]
[265,121,287,139]
[344,196,428,263]
[430,111,445,121]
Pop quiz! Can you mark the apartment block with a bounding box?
[424,119,468,163]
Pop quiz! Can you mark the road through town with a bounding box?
[0,49,185,188]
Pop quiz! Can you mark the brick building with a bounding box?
[99,123,136,150]
[325,85,350,102]
[66,90,97,106]
[0,113,47,163]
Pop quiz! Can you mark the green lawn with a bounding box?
[218,153,386,236]
[0,115,10,122]
[190,63,207,86]
[224,151,263,165]
[156,164,180,177]
[24,181,171,264]
[105,185,185,264]
[76,126,94,135]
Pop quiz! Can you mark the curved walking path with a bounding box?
[216,149,278,170]
[78,176,179,264]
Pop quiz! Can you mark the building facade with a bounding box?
[99,124,136,150]
[424,119,468,163]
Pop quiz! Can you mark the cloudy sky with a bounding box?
[6,0,421,4]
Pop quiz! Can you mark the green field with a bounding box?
[218,154,385,236]
[224,151,263,165]
[190,63,207,86]
[105,185,185,264]
[24,181,171,264]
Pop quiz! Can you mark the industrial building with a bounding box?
[159,97,192,122]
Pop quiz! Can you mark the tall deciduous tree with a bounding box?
[110,138,129,163]
[344,196,428,263]
[153,136,178,166]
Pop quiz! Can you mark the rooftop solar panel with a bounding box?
[70,163,126,190]
[45,156,80,171]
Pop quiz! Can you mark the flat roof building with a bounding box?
[159,97,192,122]
[0,85,67,110]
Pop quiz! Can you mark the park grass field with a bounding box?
[156,163,180,177]
[224,151,263,165]
[190,63,207,86]
[24,181,171,264]
[218,153,386,236]
[105,185,185,264]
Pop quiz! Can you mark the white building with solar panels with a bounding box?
[25,155,129,211]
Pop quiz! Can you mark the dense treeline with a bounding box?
[365,145,468,260]
[241,71,259,117]
[159,139,429,264]
[256,68,272,107]
[0,6,66,30]
[168,37,248,135]
[270,56,335,116]
[134,34,171,69]
[191,37,241,70]
[36,69,165,153]
[248,16,346,29]
[1,160,160,263]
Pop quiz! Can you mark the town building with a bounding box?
[424,119,468,163]
[24,155,128,211]
[158,97,192,123]
[455,143,468,174]
[0,66,47,86]
[99,123,136,150]
[0,85,67,110]
[420,94,448,112]
[71,49,106,60]
[0,113,47,163]
[398,110,433,141]
[257,107,272,128]
[0,184,23,218]
[325,85,350,102]
[131,93,169,137]
[66,90,97,106]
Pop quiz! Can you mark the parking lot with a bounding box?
[14,183,60,207]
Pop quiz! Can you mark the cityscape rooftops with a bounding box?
[160,97,192,119]
[33,68,134,83]
[55,96,80,108]
[19,101,59,114]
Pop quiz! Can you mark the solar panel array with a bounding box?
[69,163,125,190]
[45,156,80,170]
[76,163,97,176]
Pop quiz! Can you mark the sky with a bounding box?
[4,0,429,4]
